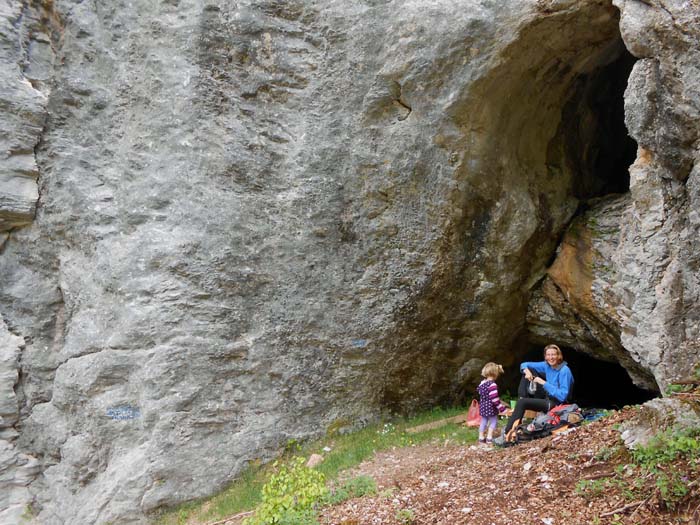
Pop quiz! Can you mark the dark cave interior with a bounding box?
[563,46,638,200]
[505,345,658,409]
[500,47,656,410]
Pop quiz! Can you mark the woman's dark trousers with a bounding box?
[504,373,554,433]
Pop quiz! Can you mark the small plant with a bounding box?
[378,423,396,435]
[21,504,37,522]
[575,478,609,500]
[595,447,616,461]
[285,438,302,453]
[271,509,318,525]
[655,472,689,507]
[631,427,700,469]
[325,475,377,505]
[630,426,700,509]
[379,487,396,499]
[665,383,694,395]
[595,445,621,461]
[244,457,328,525]
[395,508,415,524]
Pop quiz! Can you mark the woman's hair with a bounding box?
[481,362,504,379]
[544,344,563,363]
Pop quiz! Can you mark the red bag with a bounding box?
[466,399,481,427]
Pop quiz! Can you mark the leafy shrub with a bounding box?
[274,509,319,525]
[244,457,328,525]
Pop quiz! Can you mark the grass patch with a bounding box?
[155,406,480,524]
[155,463,268,525]
[324,475,377,506]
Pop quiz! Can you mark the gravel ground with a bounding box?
[319,408,700,525]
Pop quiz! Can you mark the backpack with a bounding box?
[499,404,582,445]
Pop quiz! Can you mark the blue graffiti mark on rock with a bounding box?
[351,339,368,348]
[106,406,141,420]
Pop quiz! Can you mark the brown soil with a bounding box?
[319,408,700,525]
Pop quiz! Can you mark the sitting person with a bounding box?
[503,344,574,436]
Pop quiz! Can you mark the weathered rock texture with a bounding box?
[619,396,700,450]
[0,0,52,236]
[527,0,700,392]
[0,0,698,523]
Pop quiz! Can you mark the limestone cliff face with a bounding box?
[615,0,700,388]
[0,0,697,523]
[528,0,700,392]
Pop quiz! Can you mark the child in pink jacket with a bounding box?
[476,362,509,444]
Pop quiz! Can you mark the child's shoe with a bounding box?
[478,438,486,444]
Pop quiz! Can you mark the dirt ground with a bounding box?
[319,408,700,525]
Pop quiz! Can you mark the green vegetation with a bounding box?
[395,508,416,524]
[631,426,700,508]
[244,457,328,525]
[21,505,37,523]
[575,478,609,499]
[577,425,700,510]
[324,475,377,506]
[594,444,622,461]
[156,406,478,525]
[665,383,695,395]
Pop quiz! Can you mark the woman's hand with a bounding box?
[533,377,546,385]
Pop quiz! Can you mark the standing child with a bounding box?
[476,362,509,444]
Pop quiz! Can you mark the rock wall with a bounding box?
[528,0,700,392]
[0,0,698,523]
[615,0,700,387]
[0,0,52,236]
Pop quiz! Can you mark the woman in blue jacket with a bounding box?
[503,344,574,436]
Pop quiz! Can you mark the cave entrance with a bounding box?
[508,345,657,409]
[512,42,659,405]
[379,5,659,413]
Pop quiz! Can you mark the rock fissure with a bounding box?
[394,97,411,120]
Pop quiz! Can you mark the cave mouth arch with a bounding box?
[511,42,661,406]
[509,44,658,408]
[379,4,659,414]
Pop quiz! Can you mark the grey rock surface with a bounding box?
[0,0,53,233]
[526,194,658,390]
[611,0,700,390]
[619,397,700,450]
[0,0,698,523]
[0,319,40,525]
[527,0,700,396]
